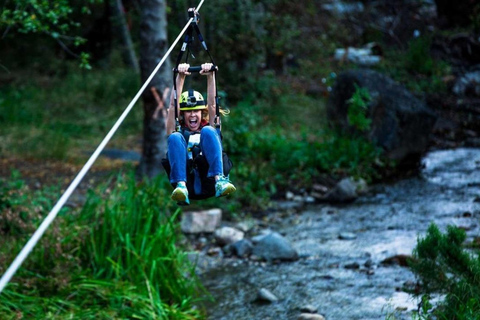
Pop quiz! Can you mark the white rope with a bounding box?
[0,0,206,294]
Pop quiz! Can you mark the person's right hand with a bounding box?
[177,63,191,76]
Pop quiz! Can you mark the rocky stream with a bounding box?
[190,148,480,320]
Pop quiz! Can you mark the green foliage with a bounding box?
[405,36,434,75]
[222,77,384,210]
[0,171,205,319]
[347,85,372,132]
[0,63,141,160]
[409,223,480,319]
[0,0,101,68]
[376,41,450,95]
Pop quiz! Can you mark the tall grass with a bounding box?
[78,171,207,318]
[0,171,206,319]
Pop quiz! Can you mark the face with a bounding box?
[183,109,203,131]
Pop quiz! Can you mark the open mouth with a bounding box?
[189,118,198,128]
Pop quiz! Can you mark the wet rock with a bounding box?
[300,304,318,313]
[181,209,222,234]
[293,195,304,202]
[252,232,299,261]
[231,239,254,257]
[344,262,361,269]
[214,227,244,246]
[453,70,480,97]
[339,232,357,240]
[235,220,256,233]
[320,178,358,203]
[256,288,278,303]
[381,254,412,267]
[297,313,325,320]
[364,259,374,268]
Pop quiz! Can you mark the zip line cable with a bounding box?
[0,0,206,295]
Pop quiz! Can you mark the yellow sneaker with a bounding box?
[215,176,236,198]
[171,184,190,205]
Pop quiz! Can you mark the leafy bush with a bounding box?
[409,223,480,319]
[347,85,372,132]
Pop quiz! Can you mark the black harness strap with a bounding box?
[172,8,221,132]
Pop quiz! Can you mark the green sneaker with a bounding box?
[215,176,236,198]
[171,184,190,205]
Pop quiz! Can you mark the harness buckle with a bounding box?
[188,8,200,24]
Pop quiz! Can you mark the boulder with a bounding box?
[252,232,298,261]
[327,69,437,167]
[181,209,222,234]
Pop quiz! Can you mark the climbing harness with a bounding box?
[0,0,207,295]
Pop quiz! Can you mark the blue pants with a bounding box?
[167,126,224,185]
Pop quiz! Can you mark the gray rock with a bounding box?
[256,288,278,303]
[252,232,299,261]
[327,69,437,167]
[298,313,325,320]
[214,226,244,246]
[300,304,318,313]
[181,209,222,234]
[231,239,254,257]
[323,178,358,203]
[339,232,357,240]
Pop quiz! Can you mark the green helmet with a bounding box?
[179,89,206,111]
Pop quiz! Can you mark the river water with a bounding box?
[199,148,480,320]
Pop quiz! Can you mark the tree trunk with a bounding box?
[137,0,171,178]
[110,0,139,72]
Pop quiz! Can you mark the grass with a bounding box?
[0,63,143,161]
[0,170,207,319]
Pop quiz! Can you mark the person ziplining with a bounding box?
[161,9,236,205]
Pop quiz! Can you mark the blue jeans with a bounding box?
[167,126,224,185]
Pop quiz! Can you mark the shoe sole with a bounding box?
[171,189,190,205]
[216,185,236,198]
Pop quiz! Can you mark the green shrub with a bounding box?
[409,223,480,319]
[347,85,372,132]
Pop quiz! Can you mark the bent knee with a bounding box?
[200,126,220,138]
[168,132,184,143]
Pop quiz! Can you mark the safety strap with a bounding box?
[172,8,220,132]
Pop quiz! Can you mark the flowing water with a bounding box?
[199,148,480,320]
